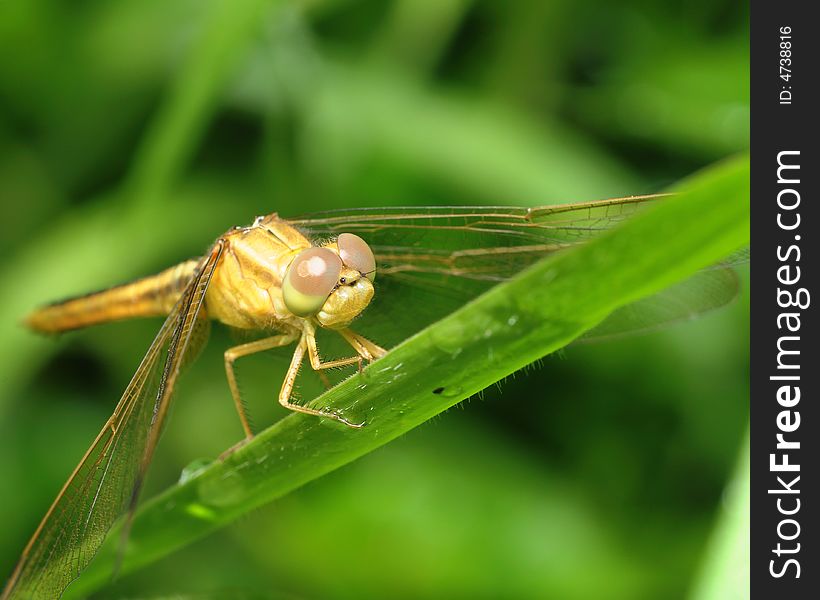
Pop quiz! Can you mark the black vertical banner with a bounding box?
[751,1,819,598]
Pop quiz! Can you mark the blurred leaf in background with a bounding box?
[0,0,748,598]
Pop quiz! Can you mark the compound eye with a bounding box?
[338,233,376,282]
[283,248,343,316]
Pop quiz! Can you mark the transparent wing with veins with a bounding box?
[1,242,224,600]
[290,196,744,348]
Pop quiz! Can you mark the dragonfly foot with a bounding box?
[330,412,366,429]
[218,436,254,461]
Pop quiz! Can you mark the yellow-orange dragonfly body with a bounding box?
[27,213,387,430]
[2,196,740,599]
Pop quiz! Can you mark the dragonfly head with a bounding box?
[315,267,374,329]
[283,233,376,329]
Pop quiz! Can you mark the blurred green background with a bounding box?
[0,1,748,599]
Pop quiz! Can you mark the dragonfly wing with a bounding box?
[580,266,741,342]
[289,199,742,346]
[291,197,664,270]
[2,242,224,600]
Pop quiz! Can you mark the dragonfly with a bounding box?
[1,195,741,599]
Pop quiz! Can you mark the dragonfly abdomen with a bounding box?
[25,260,200,333]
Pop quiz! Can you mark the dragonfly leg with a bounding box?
[305,328,363,373]
[224,333,298,439]
[338,329,388,361]
[279,336,364,428]
[317,370,332,390]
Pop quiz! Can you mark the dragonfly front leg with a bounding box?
[280,333,365,428]
[301,319,366,372]
[224,333,298,439]
[338,329,388,361]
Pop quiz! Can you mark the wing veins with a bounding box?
[2,242,223,600]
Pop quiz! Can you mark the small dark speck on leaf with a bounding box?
[433,387,445,395]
